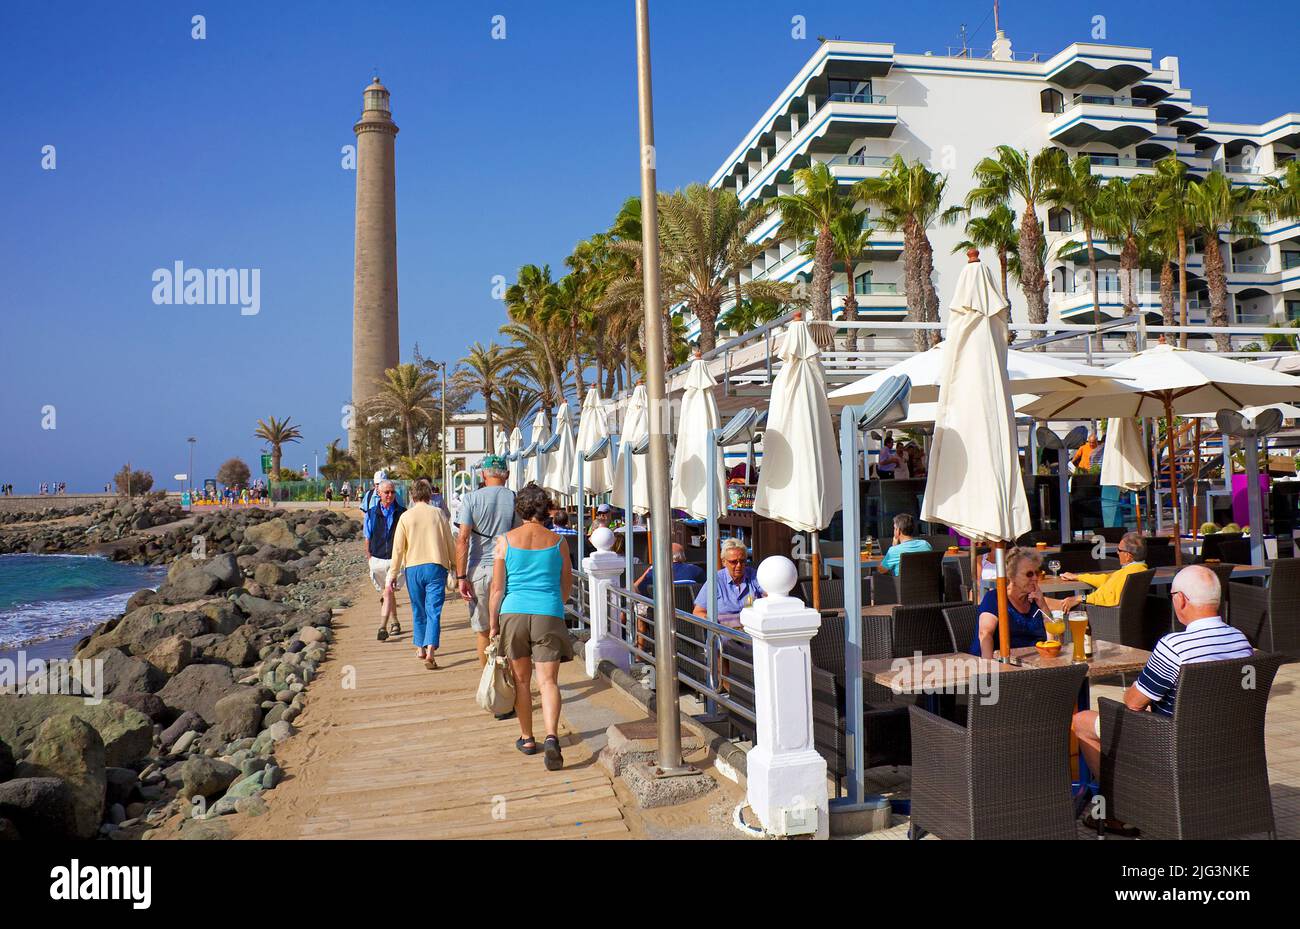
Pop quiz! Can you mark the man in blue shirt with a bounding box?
[635,543,705,596]
[365,480,406,641]
[878,514,933,576]
[693,538,765,625]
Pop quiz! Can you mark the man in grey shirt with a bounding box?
[454,454,518,669]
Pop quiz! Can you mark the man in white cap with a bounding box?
[360,470,389,515]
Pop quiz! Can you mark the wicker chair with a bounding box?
[1083,568,1158,649]
[891,602,956,658]
[873,550,947,605]
[942,603,979,654]
[1144,542,1176,568]
[1200,532,1251,566]
[811,666,847,794]
[1099,653,1284,839]
[1057,541,1100,573]
[908,663,1088,840]
[798,576,870,612]
[1096,527,1127,543]
[1229,558,1300,657]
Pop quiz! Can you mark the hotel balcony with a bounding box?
[824,153,891,184]
[1045,43,1153,90]
[1225,164,1269,188]
[1053,287,1204,323]
[736,94,897,205]
[834,283,907,319]
[1048,97,1157,148]
[1086,154,1156,179]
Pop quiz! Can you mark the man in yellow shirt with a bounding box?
[1059,531,1147,609]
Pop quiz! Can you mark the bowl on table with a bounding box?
[1035,640,1062,659]
[1035,541,1048,551]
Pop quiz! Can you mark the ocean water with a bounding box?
[0,554,167,650]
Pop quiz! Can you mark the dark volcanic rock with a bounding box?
[0,778,78,840]
[157,664,238,724]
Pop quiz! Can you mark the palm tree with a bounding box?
[1187,171,1262,351]
[774,162,848,323]
[492,380,542,436]
[855,156,949,350]
[1089,176,1158,325]
[966,146,1062,339]
[319,438,358,482]
[365,363,438,457]
[827,208,873,350]
[1151,156,1196,346]
[544,271,588,397]
[1048,154,1106,341]
[456,342,514,445]
[1261,158,1300,222]
[720,297,787,336]
[395,450,442,482]
[947,202,1018,299]
[504,264,566,403]
[254,416,303,478]
[655,184,794,353]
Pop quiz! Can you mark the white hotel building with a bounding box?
[708,32,1300,337]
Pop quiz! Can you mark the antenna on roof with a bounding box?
[994,0,1001,33]
[959,23,968,55]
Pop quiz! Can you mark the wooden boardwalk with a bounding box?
[236,575,631,840]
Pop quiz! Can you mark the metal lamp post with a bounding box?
[187,437,197,495]
[1216,408,1283,567]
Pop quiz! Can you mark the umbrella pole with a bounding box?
[970,543,979,604]
[1133,491,1142,534]
[811,534,822,611]
[1191,418,1202,544]
[994,541,1011,660]
[1164,399,1183,567]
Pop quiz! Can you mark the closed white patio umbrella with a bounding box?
[1101,417,1152,531]
[494,428,507,456]
[543,402,576,500]
[611,384,651,515]
[754,319,842,533]
[572,388,615,496]
[922,253,1031,658]
[507,426,524,492]
[670,357,726,520]
[525,409,550,487]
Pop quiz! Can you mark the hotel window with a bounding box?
[827,77,874,104]
[454,427,465,450]
[1287,301,1300,322]
[1040,89,1064,114]
[1048,207,1073,233]
[854,270,875,295]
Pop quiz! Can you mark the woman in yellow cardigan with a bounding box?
[385,479,456,669]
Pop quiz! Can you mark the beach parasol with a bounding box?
[1020,344,1300,563]
[610,384,651,515]
[506,426,524,492]
[670,356,727,520]
[543,402,576,501]
[572,388,615,497]
[525,409,550,487]
[494,428,507,456]
[828,343,1125,408]
[921,252,1031,659]
[753,320,842,532]
[1101,417,1152,530]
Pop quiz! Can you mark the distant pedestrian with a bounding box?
[341,481,352,504]
[386,479,456,670]
[366,480,406,641]
[489,484,574,770]
[453,455,518,669]
[324,483,334,505]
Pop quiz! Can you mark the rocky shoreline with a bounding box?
[0,503,363,840]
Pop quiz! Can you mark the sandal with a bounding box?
[376,628,388,641]
[543,735,563,771]
[389,620,401,635]
[516,737,539,755]
[424,657,438,670]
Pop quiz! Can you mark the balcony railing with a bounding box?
[1088,155,1154,169]
[1233,261,1270,274]
[827,153,892,168]
[1225,164,1261,175]
[826,92,887,105]
[945,46,1045,61]
[1070,94,1139,108]
[832,282,900,299]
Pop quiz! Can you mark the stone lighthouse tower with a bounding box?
[350,77,400,450]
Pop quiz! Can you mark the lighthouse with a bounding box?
[350,77,400,451]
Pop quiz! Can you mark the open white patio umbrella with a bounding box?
[611,384,651,515]
[525,409,550,487]
[507,426,524,492]
[754,320,842,532]
[1021,343,1300,562]
[1242,403,1300,421]
[670,357,727,520]
[922,254,1031,658]
[572,387,614,496]
[829,343,1125,408]
[542,402,576,500]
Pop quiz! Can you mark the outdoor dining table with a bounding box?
[1038,563,1271,597]
[864,639,1153,813]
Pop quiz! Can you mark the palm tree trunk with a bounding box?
[695,298,720,354]
[843,259,859,352]
[1085,220,1102,350]
[1120,234,1140,351]
[1019,210,1048,344]
[404,415,415,458]
[1177,227,1189,348]
[1204,233,1232,352]
[904,222,929,353]
[812,228,834,322]
[920,236,941,348]
[997,247,1009,300]
[272,447,282,478]
[483,389,496,448]
[1160,260,1176,327]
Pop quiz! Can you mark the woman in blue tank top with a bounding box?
[489,483,574,770]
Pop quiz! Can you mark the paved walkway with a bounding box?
[237,574,633,840]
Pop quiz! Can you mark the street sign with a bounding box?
[173,473,188,482]
[260,454,273,474]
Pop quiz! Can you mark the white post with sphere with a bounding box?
[583,527,630,679]
[740,556,828,839]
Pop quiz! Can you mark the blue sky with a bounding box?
[1,0,1295,491]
